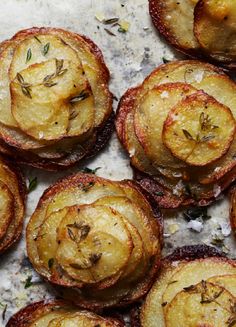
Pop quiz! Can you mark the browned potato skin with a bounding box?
[6,300,125,327]
[149,0,236,70]
[0,158,26,254]
[0,27,113,170]
[27,173,162,309]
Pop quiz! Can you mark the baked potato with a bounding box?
[116,60,236,208]
[6,300,124,326]
[0,27,113,170]
[141,245,236,327]
[26,173,162,309]
[149,0,236,68]
[0,157,25,254]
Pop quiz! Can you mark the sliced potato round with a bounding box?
[134,83,196,169]
[207,274,236,297]
[55,205,132,285]
[194,0,236,63]
[162,258,236,306]
[9,34,80,80]
[165,281,235,327]
[163,91,235,166]
[149,0,199,54]
[0,159,25,254]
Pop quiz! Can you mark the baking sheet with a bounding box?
[0,0,235,325]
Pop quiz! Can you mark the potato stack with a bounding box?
[0,158,25,254]
[6,300,124,326]
[149,0,236,68]
[116,60,236,208]
[0,27,113,170]
[26,173,162,308]
[141,245,236,327]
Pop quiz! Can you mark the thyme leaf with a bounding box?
[182,129,194,141]
[24,275,33,289]
[27,177,38,193]
[34,35,42,43]
[42,59,66,87]
[2,304,7,321]
[81,167,101,174]
[104,28,116,36]
[67,227,77,242]
[42,42,50,56]
[102,17,119,24]
[26,48,32,63]
[16,73,32,98]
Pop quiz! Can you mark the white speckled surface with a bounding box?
[0,0,235,326]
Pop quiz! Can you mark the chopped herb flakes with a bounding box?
[27,177,38,193]
[24,275,33,289]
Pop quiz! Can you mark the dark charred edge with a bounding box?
[0,157,26,254]
[165,244,226,263]
[0,112,114,171]
[123,179,164,247]
[133,168,214,209]
[115,87,140,144]
[85,110,115,159]
[149,0,236,71]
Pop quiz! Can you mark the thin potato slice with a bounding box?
[163,91,235,166]
[194,0,236,63]
[36,208,69,274]
[230,187,236,238]
[165,281,236,327]
[134,83,196,169]
[9,34,80,80]
[162,258,236,306]
[56,205,132,285]
[0,181,13,240]
[149,0,199,54]
[207,274,236,297]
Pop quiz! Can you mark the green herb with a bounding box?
[200,112,219,131]
[26,48,32,63]
[154,191,164,196]
[42,59,67,87]
[24,275,33,289]
[67,227,77,242]
[70,90,90,103]
[16,73,32,99]
[34,36,42,43]
[102,17,119,25]
[79,181,95,192]
[162,57,170,64]
[118,27,126,33]
[48,258,54,269]
[104,28,116,36]
[89,252,102,264]
[182,129,194,141]
[81,167,101,174]
[27,177,38,193]
[69,110,78,120]
[66,222,91,243]
[42,42,50,56]
[69,252,102,270]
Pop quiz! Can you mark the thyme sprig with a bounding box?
[26,48,32,63]
[42,59,67,87]
[182,112,218,143]
[16,73,32,99]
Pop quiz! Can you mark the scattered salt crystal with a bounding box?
[129,148,135,157]
[187,220,203,233]
[39,132,44,139]
[213,184,221,198]
[219,222,231,237]
[194,70,204,83]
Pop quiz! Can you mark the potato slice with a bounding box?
[9,34,80,80]
[0,42,18,127]
[149,0,199,55]
[163,91,235,166]
[53,313,115,327]
[55,205,132,284]
[0,160,25,254]
[165,281,236,327]
[207,274,236,297]
[36,208,69,273]
[0,181,13,240]
[134,83,196,169]
[194,0,236,63]
[162,258,236,306]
